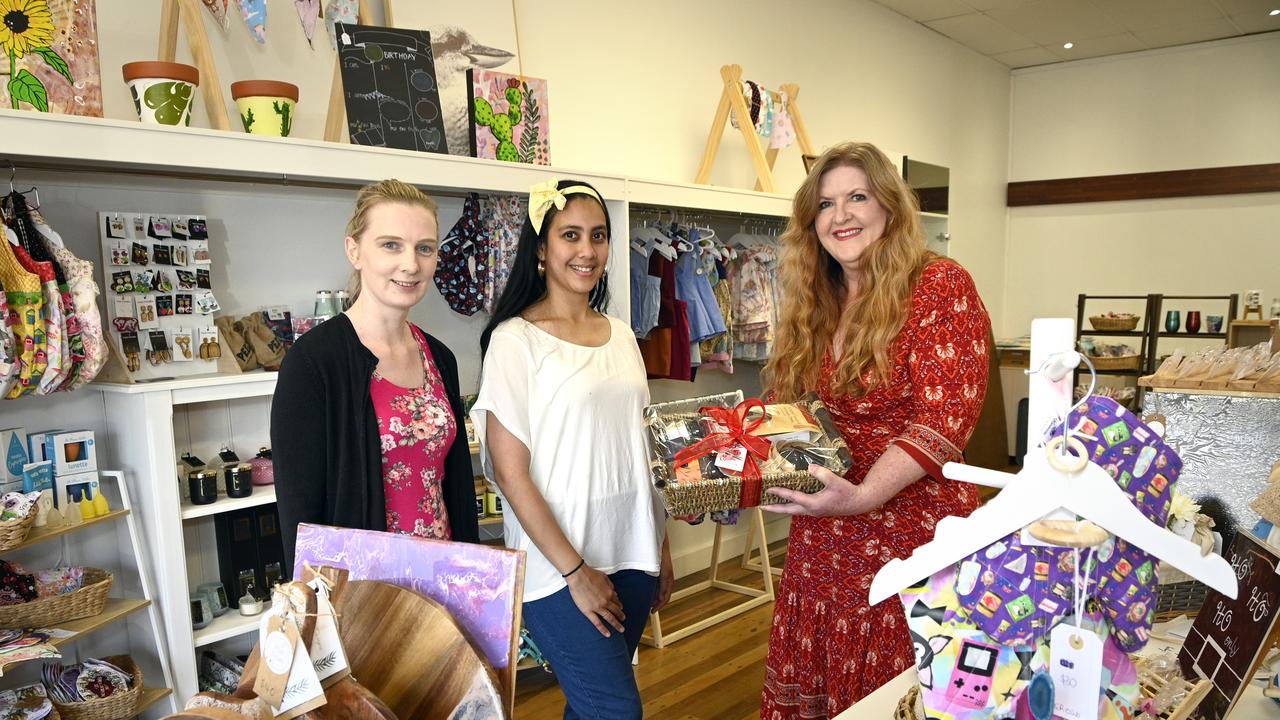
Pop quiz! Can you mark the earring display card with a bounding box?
[336,23,449,154]
[98,211,223,382]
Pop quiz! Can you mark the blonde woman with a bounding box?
[273,180,479,573]
[759,143,991,718]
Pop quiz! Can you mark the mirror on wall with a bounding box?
[904,157,950,256]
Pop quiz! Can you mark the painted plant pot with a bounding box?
[230,80,299,137]
[122,61,200,127]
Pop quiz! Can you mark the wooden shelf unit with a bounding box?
[11,509,129,552]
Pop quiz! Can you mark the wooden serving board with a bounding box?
[336,580,505,720]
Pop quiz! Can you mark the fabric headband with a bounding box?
[528,178,604,234]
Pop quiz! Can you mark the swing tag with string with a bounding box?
[1050,547,1103,720]
[305,575,350,687]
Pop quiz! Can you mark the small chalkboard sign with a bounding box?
[1178,531,1280,720]
[336,23,449,154]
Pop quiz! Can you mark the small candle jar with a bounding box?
[224,463,254,499]
[188,469,218,505]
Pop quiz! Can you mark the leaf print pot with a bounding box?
[122,61,200,126]
[230,80,300,137]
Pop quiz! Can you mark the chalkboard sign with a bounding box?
[336,23,449,154]
[1178,531,1280,720]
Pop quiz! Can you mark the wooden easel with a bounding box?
[642,507,776,648]
[694,64,815,193]
[323,0,391,142]
[158,0,230,130]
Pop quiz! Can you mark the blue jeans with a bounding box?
[523,569,657,720]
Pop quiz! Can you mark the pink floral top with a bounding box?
[371,325,455,540]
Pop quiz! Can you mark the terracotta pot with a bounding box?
[230,80,300,137]
[122,61,200,127]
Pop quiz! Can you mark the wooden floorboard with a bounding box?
[514,544,787,719]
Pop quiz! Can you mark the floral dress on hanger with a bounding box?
[0,235,45,398]
[761,261,991,719]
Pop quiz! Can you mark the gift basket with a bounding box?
[643,391,852,516]
[0,565,111,630]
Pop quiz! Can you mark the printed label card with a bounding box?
[136,297,159,329]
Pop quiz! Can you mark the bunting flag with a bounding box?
[294,0,320,47]
[238,0,267,44]
[201,0,230,29]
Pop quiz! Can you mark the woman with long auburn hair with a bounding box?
[759,143,991,718]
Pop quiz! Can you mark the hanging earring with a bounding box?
[537,259,545,276]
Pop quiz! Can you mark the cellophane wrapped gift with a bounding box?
[643,391,852,516]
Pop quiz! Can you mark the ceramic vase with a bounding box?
[122,61,200,127]
[230,80,300,137]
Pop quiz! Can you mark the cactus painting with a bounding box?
[467,68,548,165]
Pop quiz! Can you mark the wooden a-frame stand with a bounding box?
[323,0,393,142]
[642,507,776,648]
[694,64,815,193]
[158,0,230,130]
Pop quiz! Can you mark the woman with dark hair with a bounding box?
[472,179,672,719]
[759,143,991,717]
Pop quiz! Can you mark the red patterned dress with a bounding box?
[761,260,991,719]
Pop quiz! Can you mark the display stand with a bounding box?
[739,512,783,577]
[323,0,391,142]
[642,507,775,648]
[694,64,815,193]
[158,0,230,131]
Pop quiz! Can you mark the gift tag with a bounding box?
[1049,623,1103,720]
[131,242,149,265]
[305,579,350,687]
[254,614,298,708]
[715,443,748,473]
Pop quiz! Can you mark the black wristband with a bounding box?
[562,559,585,578]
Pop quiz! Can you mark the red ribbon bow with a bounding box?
[673,398,773,508]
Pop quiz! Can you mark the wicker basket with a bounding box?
[0,507,37,551]
[50,655,142,720]
[1156,561,1209,620]
[0,568,112,630]
[1084,354,1142,371]
[645,393,849,516]
[1089,315,1141,331]
[894,685,921,720]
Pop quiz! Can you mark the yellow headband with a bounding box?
[528,178,604,234]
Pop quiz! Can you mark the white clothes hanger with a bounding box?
[867,318,1238,606]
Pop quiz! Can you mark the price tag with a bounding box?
[1049,624,1103,720]
[306,579,350,687]
[254,614,297,708]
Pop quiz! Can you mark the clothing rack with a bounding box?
[694,64,815,193]
[158,0,231,130]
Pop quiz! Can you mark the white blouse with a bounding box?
[471,315,665,601]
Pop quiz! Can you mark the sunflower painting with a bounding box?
[0,0,102,116]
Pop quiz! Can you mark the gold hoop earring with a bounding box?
[537,259,545,276]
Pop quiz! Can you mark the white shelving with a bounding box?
[181,486,278,520]
[193,611,260,647]
[94,371,278,405]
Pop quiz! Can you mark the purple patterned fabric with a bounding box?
[955,530,1078,648]
[293,523,524,668]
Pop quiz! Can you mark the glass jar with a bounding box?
[314,290,339,321]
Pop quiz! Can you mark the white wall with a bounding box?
[1002,33,1280,338]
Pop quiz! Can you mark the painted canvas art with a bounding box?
[467,69,549,165]
[337,22,449,154]
[293,523,524,671]
[0,0,102,116]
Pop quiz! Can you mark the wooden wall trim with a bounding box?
[1007,163,1280,206]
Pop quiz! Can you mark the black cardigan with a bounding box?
[270,313,479,573]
